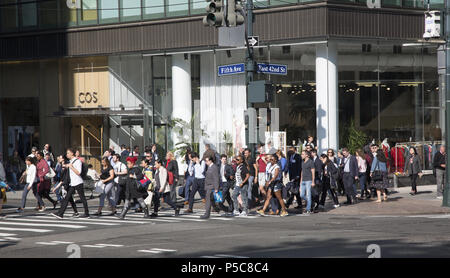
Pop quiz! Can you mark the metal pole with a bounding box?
[444,0,450,206]
[245,0,255,151]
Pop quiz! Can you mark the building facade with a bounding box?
[0,0,444,173]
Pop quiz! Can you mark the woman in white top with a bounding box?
[16,157,38,212]
[355,149,369,199]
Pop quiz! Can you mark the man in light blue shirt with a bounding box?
[185,152,206,213]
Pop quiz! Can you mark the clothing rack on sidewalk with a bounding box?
[394,141,444,173]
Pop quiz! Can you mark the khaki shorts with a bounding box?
[258,172,266,187]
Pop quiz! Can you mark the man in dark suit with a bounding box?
[201,156,220,219]
[341,148,359,205]
[219,154,234,213]
[286,147,302,209]
[311,149,323,212]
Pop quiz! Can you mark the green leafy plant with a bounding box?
[170,115,207,160]
[344,119,368,154]
[221,131,234,158]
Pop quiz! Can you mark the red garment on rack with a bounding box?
[382,145,390,170]
[391,147,405,172]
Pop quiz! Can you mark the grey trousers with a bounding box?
[232,184,248,214]
[436,168,446,197]
[204,187,215,218]
[99,182,116,208]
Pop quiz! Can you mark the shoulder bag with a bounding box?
[372,161,383,182]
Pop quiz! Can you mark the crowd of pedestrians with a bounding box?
[0,137,446,219]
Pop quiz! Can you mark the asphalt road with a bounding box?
[1,194,450,258]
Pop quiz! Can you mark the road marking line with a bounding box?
[0,227,53,233]
[3,237,20,241]
[35,215,148,224]
[36,242,59,245]
[0,233,17,237]
[82,245,107,248]
[0,221,85,229]
[3,218,119,226]
[174,214,232,221]
[98,216,179,223]
[138,250,161,254]
[51,241,74,244]
[200,256,219,258]
[214,254,249,258]
[95,244,124,247]
[151,248,177,252]
[157,217,206,222]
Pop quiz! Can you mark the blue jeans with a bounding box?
[184,176,194,202]
[232,183,248,214]
[247,176,254,202]
[300,181,312,212]
[358,172,367,193]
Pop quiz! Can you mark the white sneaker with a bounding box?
[437,196,443,200]
[38,207,46,212]
[334,204,340,208]
[233,210,240,217]
[239,211,248,217]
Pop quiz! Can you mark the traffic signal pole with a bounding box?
[245,0,255,152]
[245,0,254,84]
[443,0,450,207]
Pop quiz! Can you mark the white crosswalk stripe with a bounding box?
[200,254,249,258]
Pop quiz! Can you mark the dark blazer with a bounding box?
[166,160,179,183]
[434,152,446,170]
[125,166,145,200]
[288,153,302,181]
[341,155,359,178]
[405,155,422,174]
[223,164,235,186]
[205,164,220,191]
[313,157,323,183]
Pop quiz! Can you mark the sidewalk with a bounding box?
[325,185,450,216]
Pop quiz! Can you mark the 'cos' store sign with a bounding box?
[78,92,99,104]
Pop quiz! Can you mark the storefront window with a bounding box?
[21,2,37,28]
[39,0,57,29]
[190,0,204,15]
[167,0,188,17]
[143,0,165,19]
[59,0,77,27]
[80,0,97,24]
[120,0,141,22]
[270,0,298,6]
[99,0,119,24]
[1,1,18,32]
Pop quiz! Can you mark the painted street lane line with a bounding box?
[0,233,17,237]
[3,217,119,226]
[138,250,161,254]
[82,245,107,248]
[0,227,53,233]
[151,248,177,252]
[94,244,124,247]
[0,220,85,229]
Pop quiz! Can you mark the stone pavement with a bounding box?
[324,185,450,216]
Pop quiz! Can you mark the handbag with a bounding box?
[45,167,56,180]
[167,171,174,185]
[372,161,384,182]
[94,180,105,194]
[214,191,223,203]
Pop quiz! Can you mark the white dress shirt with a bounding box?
[69,158,84,186]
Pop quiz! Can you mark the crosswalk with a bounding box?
[0,209,266,242]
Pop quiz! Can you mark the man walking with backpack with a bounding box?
[51,148,90,219]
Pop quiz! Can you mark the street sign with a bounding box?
[218,63,245,76]
[257,63,287,75]
[247,36,259,47]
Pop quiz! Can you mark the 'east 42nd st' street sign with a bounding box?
[218,63,245,76]
[257,63,287,75]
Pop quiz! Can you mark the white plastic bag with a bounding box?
[94,181,105,194]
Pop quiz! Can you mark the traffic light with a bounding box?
[227,0,245,27]
[203,0,224,27]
